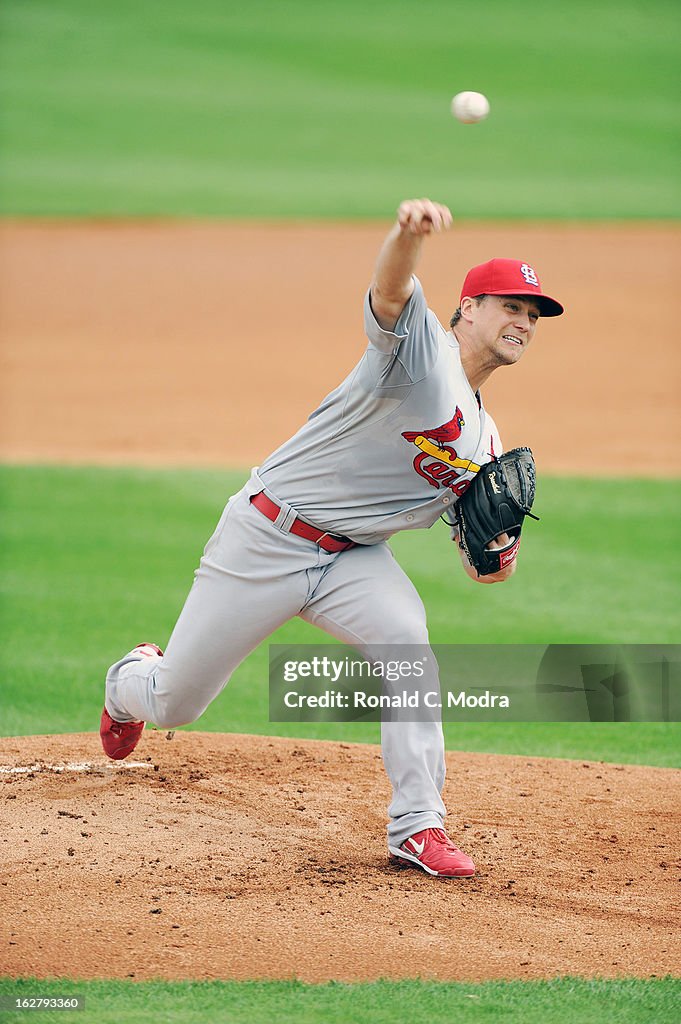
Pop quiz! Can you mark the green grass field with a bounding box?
[1,977,679,1024]
[1,0,680,218]
[1,465,679,766]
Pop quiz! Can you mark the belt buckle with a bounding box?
[317,530,347,551]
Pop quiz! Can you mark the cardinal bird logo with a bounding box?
[401,406,480,492]
[402,407,465,447]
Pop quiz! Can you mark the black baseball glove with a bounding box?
[454,447,538,576]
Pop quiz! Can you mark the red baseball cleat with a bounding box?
[389,828,476,878]
[100,708,145,761]
[100,643,163,760]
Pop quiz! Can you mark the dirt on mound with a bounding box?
[1,731,678,983]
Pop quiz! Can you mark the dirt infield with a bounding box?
[1,220,680,474]
[1,731,679,982]
[1,221,680,983]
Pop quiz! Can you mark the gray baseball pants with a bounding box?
[105,474,447,848]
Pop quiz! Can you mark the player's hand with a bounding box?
[397,199,453,235]
[457,531,518,584]
[486,531,514,551]
[481,532,518,581]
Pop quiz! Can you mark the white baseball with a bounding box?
[451,91,490,124]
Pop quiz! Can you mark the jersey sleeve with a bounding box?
[363,276,440,383]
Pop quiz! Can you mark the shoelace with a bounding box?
[429,829,461,851]
[109,719,140,735]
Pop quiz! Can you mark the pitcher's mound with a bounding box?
[1,731,678,982]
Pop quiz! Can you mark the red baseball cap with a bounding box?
[459,258,564,317]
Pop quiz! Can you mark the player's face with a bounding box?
[468,295,540,366]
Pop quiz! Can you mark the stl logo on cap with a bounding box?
[519,263,539,287]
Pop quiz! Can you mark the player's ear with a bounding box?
[459,296,477,323]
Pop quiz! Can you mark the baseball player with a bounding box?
[101,199,564,878]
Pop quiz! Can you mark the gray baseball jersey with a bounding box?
[259,276,501,543]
